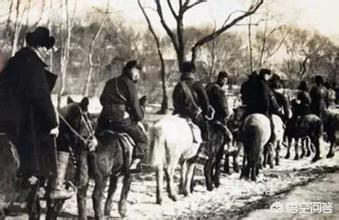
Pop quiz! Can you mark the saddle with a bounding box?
[185,118,202,144]
[98,130,134,170]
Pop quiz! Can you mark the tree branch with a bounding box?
[155,0,179,52]
[191,0,264,62]
[167,0,178,19]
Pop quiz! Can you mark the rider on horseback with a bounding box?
[205,71,233,142]
[96,60,148,172]
[172,61,214,161]
[240,69,280,143]
[310,75,330,122]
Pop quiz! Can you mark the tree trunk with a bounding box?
[11,0,22,56]
[248,15,253,73]
[83,3,109,97]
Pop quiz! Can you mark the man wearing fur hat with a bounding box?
[97,60,148,172]
[0,27,74,200]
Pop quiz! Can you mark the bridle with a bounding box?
[58,105,95,145]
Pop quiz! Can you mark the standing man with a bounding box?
[205,71,232,141]
[97,60,148,172]
[310,75,329,121]
[0,27,74,201]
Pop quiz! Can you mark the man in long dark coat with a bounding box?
[0,27,73,200]
[97,60,148,172]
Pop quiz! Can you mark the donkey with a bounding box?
[148,115,200,205]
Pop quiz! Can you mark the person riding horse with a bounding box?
[205,71,233,142]
[240,69,280,143]
[0,27,73,203]
[172,61,214,161]
[96,60,148,172]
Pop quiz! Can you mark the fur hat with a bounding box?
[26,26,55,49]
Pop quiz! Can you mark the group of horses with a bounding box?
[0,95,338,220]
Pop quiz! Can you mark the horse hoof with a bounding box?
[207,185,214,191]
[311,156,322,163]
[294,155,299,160]
[214,181,220,188]
[169,194,177,202]
[326,152,335,158]
[118,203,127,217]
[156,198,162,205]
[285,153,290,159]
[183,190,189,197]
[306,151,311,157]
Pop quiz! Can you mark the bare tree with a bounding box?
[58,0,77,108]
[154,0,264,69]
[138,0,168,113]
[83,2,110,96]
[1,0,15,50]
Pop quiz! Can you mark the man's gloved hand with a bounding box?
[50,126,59,137]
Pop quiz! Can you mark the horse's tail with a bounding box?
[243,123,262,166]
[148,123,166,169]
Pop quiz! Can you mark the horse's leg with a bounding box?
[165,161,178,202]
[27,181,41,220]
[213,145,224,187]
[223,152,230,174]
[156,167,164,205]
[104,176,118,216]
[294,139,299,160]
[233,149,240,173]
[266,143,274,169]
[250,163,257,182]
[275,141,280,166]
[77,151,89,220]
[190,166,196,193]
[118,174,132,217]
[326,132,335,158]
[285,137,291,159]
[240,152,247,179]
[179,161,187,194]
[300,138,306,159]
[92,174,108,220]
[184,161,196,196]
[204,157,214,191]
[262,144,268,168]
[306,137,311,157]
[311,136,322,163]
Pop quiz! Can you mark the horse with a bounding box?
[240,113,271,181]
[262,114,285,168]
[284,100,323,162]
[148,115,200,205]
[323,108,339,158]
[45,97,97,220]
[204,121,230,191]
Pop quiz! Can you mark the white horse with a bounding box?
[240,114,285,181]
[148,115,200,205]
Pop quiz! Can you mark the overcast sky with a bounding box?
[79,0,339,40]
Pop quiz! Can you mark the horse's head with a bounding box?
[59,97,97,151]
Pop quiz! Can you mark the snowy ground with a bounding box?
[39,140,338,219]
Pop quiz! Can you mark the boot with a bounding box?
[195,142,209,163]
[49,152,75,200]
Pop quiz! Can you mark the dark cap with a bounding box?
[123,60,142,74]
[218,71,228,79]
[259,68,271,76]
